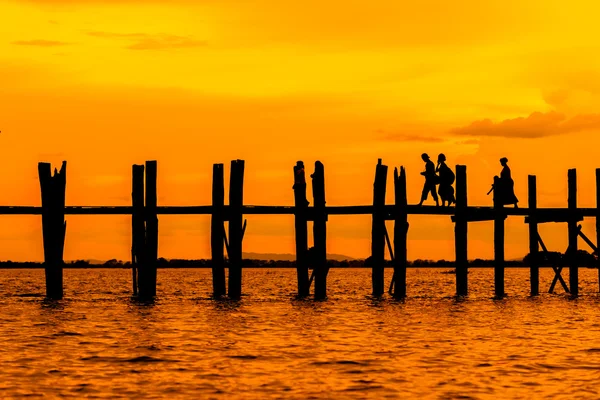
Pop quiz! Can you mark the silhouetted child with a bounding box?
[418,153,439,206]
[436,154,455,206]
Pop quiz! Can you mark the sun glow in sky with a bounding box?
[2,0,600,261]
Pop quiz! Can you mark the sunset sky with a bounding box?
[2,0,600,262]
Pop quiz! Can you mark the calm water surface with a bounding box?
[1,268,600,399]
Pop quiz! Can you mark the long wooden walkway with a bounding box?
[2,159,599,301]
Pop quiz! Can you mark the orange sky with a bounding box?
[2,0,600,262]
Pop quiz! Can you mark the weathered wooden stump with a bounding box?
[312,161,327,300]
[392,166,408,299]
[455,165,468,296]
[293,161,310,298]
[211,163,227,298]
[38,161,67,300]
[371,159,388,296]
[228,159,245,300]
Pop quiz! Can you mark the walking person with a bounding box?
[418,153,439,206]
[490,157,519,208]
[436,154,455,207]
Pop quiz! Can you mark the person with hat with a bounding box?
[418,153,439,206]
[489,157,519,207]
[436,153,455,207]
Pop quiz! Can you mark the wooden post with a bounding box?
[38,161,67,300]
[393,166,408,299]
[371,159,388,296]
[293,161,310,298]
[211,164,227,298]
[528,175,539,296]
[228,159,245,300]
[140,160,158,298]
[312,161,327,300]
[597,169,600,293]
[455,165,468,296]
[493,177,505,298]
[131,165,145,296]
[568,168,578,296]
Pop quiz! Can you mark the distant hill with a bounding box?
[242,252,355,261]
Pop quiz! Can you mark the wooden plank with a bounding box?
[131,164,145,296]
[392,166,408,299]
[528,175,539,296]
[140,160,158,299]
[455,165,468,296]
[293,161,310,298]
[371,159,387,296]
[568,169,578,296]
[211,164,226,298]
[312,161,327,300]
[38,161,67,300]
[228,159,245,299]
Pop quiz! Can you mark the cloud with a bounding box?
[11,40,70,47]
[377,130,444,143]
[87,31,207,50]
[451,111,600,138]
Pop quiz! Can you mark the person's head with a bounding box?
[421,153,430,162]
[500,157,508,166]
[437,153,446,163]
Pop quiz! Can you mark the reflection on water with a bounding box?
[1,268,600,399]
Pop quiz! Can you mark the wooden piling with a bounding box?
[393,166,408,299]
[371,159,388,296]
[293,161,310,298]
[597,169,600,293]
[528,175,539,296]
[568,169,578,296]
[38,161,67,300]
[455,165,468,296]
[493,178,505,298]
[131,165,145,296]
[211,164,227,298]
[228,159,245,299]
[312,161,327,300]
[140,160,158,298]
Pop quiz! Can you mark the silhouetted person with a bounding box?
[418,153,439,206]
[436,154,455,207]
[491,157,519,208]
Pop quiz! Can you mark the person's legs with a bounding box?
[418,184,429,205]
[430,184,439,206]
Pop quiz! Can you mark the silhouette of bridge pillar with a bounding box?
[38,161,67,300]
[293,161,310,298]
[312,161,327,300]
[392,166,408,299]
[371,159,388,296]
[211,163,226,298]
[455,165,468,296]
[228,160,245,300]
[528,175,539,296]
[493,178,505,298]
[568,169,578,296]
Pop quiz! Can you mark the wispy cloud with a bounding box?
[377,130,444,143]
[87,31,207,50]
[451,111,600,138]
[12,40,70,47]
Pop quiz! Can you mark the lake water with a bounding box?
[1,267,600,399]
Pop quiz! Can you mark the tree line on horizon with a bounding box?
[0,249,597,269]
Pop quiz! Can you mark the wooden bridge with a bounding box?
[2,159,599,300]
